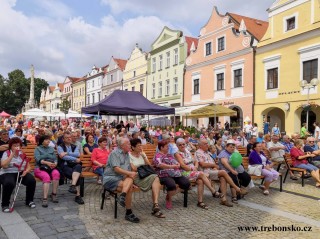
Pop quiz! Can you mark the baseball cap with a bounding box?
[226,139,236,145]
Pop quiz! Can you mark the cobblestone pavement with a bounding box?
[1,170,320,239]
[12,183,92,239]
[0,227,8,239]
[80,173,320,239]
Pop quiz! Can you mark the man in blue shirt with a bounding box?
[57,132,84,204]
[263,119,269,135]
[304,137,320,168]
[256,132,264,143]
[281,135,294,153]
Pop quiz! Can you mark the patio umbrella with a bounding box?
[188,103,237,118]
[0,111,10,117]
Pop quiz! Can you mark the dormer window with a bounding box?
[286,17,295,31]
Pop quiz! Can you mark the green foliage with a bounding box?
[60,97,71,118]
[0,69,48,115]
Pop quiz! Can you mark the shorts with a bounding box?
[206,170,219,180]
[104,176,123,191]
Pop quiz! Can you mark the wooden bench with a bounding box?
[237,146,247,156]
[79,154,98,197]
[242,157,283,192]
[283,154,307,187]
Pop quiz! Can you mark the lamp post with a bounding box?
[299,78,319,130]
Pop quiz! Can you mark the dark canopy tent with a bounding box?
[81,90,175,115]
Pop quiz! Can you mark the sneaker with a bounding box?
[125,213,140,223]
[27,202,36,208]
[68,185,77,194]
[116,194,126,207]
[75,196,84,205]
[263,190,269,195]
[2,207,11,213]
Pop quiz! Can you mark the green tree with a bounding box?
[60,97,71,119]
[0,69,48,115]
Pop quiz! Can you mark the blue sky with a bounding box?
[0,0,274,84]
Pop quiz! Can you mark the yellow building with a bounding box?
[254,0,320,135]
[123,43,148,96]
[72,77,86,113]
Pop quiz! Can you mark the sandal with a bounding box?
[231,197,238,204]
[51,193,59,203]
[238,188,248,195]
[197,202,209,210]
[220,200,233,207]
[212,191,224,198]
[152,203,165,218]
[28,202,36,208]
[42,198,48,208]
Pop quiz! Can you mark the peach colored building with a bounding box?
[184,7,268,128]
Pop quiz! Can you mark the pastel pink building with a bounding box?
[184,7,268,128]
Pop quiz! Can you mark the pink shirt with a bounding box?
[91,147,110,170]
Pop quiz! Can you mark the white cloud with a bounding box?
[36,71,65,85]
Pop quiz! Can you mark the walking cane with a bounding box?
[9,155,30,212]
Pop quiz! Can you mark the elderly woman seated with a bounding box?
[249,142,279,195]
[153,140,190,210]
[129,138,165,217]
[290,139,320,188]
[175,138,218,210]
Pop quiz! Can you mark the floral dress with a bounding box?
[178,149,201,181]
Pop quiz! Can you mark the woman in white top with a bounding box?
[129,138,165,218]
[139,132,147,145]
[251,123,258,136]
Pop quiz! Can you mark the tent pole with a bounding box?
[174,113,176,132]
[97,111,100,128]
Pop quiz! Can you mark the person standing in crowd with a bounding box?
[224,121,230,131]
[314,122,320,143]
[251,123,258,137]
[0,130,10,159]
[300,122,310,138]
[263,119,270,135]
[271,123,280,136]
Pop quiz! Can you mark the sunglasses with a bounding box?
[178,144,186,146]
[309,141,315,143]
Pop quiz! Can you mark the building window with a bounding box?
[267,68,278,89]
[166,52,170,67]
[158,81,162,97]
[110,75,113,82]
[133,71,136,77]
[159,55,163,70]
[205,42,212,56]
[193,79,200,94]
[286,17,295,31]
[132,86,135,91]
[234,69,242,88]
[140,84,143,94]
[57,103,60,109]
[87,95,90,104]
[174,78,178,94]
[217,73,224,91]
[152,83,156,98]
[98,92,101,102]
[92,93,95,103]
[218,37,225,52]
[152,58,156,72]
[92,80,94,88]
[174,48,178,65]
[165,80,170,95]
[303,59,318,83]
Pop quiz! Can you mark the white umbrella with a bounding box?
[22,108,52,117]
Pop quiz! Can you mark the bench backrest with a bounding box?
[237,146,247,156]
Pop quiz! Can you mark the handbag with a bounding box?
[247,164,263,176]
[137,165,156,179]
[40,164,52,174]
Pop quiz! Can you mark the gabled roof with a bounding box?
[58,83,64,92]
[185,36,199,56]
[49,86,55,92]
[73,76,87,84]
[114,58,127,71]
[227,13,268,41]
[66,76,80,83]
